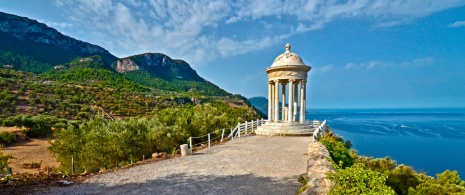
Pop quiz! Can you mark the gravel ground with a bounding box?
[40,135,312,195]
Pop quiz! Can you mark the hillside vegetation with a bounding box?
[49,103,250,174]
[0,63,262,174]
[0,56,261,120]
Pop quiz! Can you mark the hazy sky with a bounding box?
[1,0,465,109]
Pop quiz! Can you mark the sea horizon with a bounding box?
[307,107,465,176]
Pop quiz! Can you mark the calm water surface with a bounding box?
[307,108,465,176]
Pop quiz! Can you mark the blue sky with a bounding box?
[1,0,465,109]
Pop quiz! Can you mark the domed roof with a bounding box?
[271,43,306,67]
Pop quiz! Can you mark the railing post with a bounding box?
[255,119,257,128]
[208,133,211,149]
[231,128,234,140]
[238,122,241,138]
[221,128,225,143]
[245,121,248,135]
[189,137,193,154]
[251,119,254,130]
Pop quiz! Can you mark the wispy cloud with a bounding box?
[319,65,334,73]
[345,57,434,70]
[52,0,464,66]
[449,20,465,28]
[43,21,75,28]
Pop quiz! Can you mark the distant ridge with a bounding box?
[249,96,268,117]
[0,11,117,69]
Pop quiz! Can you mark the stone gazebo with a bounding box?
[256,44,313,135]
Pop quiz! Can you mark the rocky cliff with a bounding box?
[116,53,203,82]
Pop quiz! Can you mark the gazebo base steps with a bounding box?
[255,122,316,136]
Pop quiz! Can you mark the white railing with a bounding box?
[188,118,266,154]
[227,118,266,139]
[312,120,327,142]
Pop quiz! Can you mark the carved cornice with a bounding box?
[268,71,307,79]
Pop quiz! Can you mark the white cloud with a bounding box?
[345,63,358,70]
[52,0,464,66]
[404,57,434,66]
[44,21,75,28]
[345,57,434,70]
[449,20,465,28]
[319,65,334,73]
[225,16,241,24]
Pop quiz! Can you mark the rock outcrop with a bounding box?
[116,53,204,81]
[304,142,334,195]
[116,58,141,73]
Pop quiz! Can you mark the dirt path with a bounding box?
[41,136,312,195]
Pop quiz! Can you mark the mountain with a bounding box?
[0,11,228,96]
[0,11,117,72]
[249,96,268,117]
[0,11,265,120]
[116,53,230,96]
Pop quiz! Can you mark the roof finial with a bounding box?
[285,43,291,52]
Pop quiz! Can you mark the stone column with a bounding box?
[284,107,288,121]
[300,80,306,123]
[281,82,286,121]
[268,81,272,121]
[293,82,298,121]
[270,81,274,122]
[288,79,294,122]
[274,80,279,122]
[304,80,307,121]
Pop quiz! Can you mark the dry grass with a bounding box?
[1,138,59,174]
[0,127,22,133]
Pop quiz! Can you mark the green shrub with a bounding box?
[49,103,250,174]
[386,164,420,195]
[328,164,396,195]
[0,151,13,173]
[408,170,465,194]
[355,156,396,174]
[2,114,68,137]
[354,156,418,195]
[319,130,354,169]
[0,132,15,146]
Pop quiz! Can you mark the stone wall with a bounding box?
[304,142,335,195]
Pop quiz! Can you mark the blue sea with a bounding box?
[307,108,465,176]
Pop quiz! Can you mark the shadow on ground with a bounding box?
[41,172,300,195]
